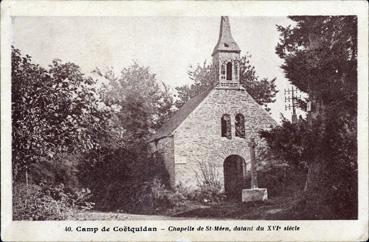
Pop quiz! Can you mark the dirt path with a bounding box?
[68,211,176,220]
[68,196,296,220]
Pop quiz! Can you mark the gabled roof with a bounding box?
[150,87,213,142]
[212,16,241,56]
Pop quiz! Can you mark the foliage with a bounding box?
[28,153,82,191]
[253,142,305,197]
[260,118,309,169]
[11,46,111,183]
[93,64,174,146]
[257,164,306,198]
[11,47,179,216]
[192,185,226,204]
[259,15,357,219]
[175,56,278,112]
[77,64,177,213]
[103,178,187,215]
[193,161,225,204]
[195,160,221,189]
[13,183,69,220]
[149,178,187,210]
[276,16,357,104]
[80,146,171,212]
[13,182,93,220]
[174,62,216,109]
[260,115,357,218]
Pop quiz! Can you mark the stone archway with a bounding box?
[223,155,246,199]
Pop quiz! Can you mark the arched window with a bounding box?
[221,114,232,139]
[235,113,245,138]
[226,62,232,80]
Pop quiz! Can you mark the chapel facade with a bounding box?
[150,17,277,196]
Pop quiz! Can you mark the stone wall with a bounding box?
[152,136,176,188]
[213,52,240,84]
[173,88,277,190]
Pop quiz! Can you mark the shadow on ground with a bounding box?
[172,196,298,220]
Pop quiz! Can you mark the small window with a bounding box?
[226,62,232,80]
[235,113,245,138]
[224,43,229,47]
[221,114,232,139]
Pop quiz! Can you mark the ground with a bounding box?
[67,195,298,220]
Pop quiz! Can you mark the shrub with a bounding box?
[257,165,306,197]
[93,176,184,214]
[85,147,172,212]
[13,182,94,220]
[193,161,225,204]
[192,182,225,204]
[13,183,71,220]
[28,154,82,191]
[150,178,186,209]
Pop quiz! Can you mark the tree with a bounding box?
[260,16,357,218]
[93,63,174,146]
[276,16,357,103]
[175,55,278,112]
[80,64,174,210]
[11,46,110,184]
[12,48,173,214]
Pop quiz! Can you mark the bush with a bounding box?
[112,178,186,214]
[28,154,82,192]
[84,147,172,213]
[150,178,186,208]
[256,164,306,197]
[192,160,225,204]
[13,182,94,220]
[192,182,225,204]
[13,183,71,220]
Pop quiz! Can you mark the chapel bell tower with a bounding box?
[212,16,241,89]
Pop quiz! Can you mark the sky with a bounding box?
[12,16,303,122]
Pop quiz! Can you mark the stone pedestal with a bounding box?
[242,188,268,202]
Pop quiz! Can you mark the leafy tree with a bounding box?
[11,46,110,184]
[94,63,174,146]
[78,63,174,210]
[276,16,357,106]
[260,16,357,218]
[175,55,277,112]
[12,48,173,214]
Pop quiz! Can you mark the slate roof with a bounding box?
[150,87,213,142]
[212,16,241,56]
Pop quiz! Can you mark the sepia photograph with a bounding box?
[1,1,368,241]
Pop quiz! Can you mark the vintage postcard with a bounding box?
[1,1,368,241]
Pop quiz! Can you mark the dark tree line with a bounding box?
[175,54,278,112]
[11,47,173,217]
[260,16,357,219]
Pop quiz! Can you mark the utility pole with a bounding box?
[284,86,301,123]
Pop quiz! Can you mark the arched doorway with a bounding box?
[223,155,246,199]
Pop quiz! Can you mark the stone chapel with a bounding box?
[150,16,277,197]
